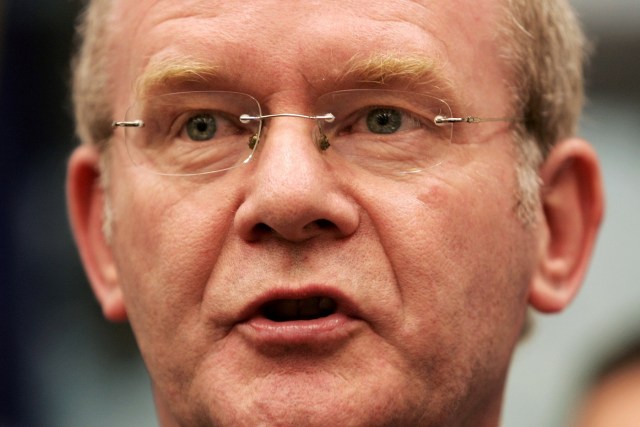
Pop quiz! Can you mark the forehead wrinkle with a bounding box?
[135,57,224,98]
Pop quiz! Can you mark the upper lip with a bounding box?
[236,284,362,324]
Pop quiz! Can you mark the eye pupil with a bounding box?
[367,108,402,134]
[376,115,390,126]
[187,114,217,141]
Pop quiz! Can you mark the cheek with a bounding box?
[375,158,535,371]
[109,172,239,349]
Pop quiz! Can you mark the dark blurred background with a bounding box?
[1,1,638,426]
[1,2,149,426]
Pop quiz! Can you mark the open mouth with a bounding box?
[261,297,337,322]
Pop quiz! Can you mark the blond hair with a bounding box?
[72,0,114,150]
[501,0,587,157]
[498,0,588,222]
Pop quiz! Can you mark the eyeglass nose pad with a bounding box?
[313,124,331,151]
[248,134,259,150]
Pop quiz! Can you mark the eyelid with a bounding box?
[329,104,437,136]
[169,110,214,140]
[176,109,258,141]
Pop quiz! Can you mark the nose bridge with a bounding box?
[253,114,329,203]
[258,114,323,173]
[234,114,359,242]
[247,107,331,156]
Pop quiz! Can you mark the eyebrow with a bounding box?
[338,53,456,103]
[135,57,224,97]
[135,53,458,106]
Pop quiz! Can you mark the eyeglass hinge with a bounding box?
[112,120,145,128]
[434,115,516,126]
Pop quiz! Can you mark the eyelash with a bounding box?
[171,110,242,141]
[338,106,433,135]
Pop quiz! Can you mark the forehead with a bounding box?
[110,0,506,107]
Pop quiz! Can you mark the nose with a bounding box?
[234,117,360,243]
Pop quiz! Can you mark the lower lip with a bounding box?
[237,313,362,347]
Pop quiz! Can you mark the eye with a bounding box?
[366,108,402,134]
[186,114,217,141]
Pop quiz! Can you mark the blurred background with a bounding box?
[1,1,638,426]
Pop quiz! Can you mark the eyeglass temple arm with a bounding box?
[434,115,517,126]
[113,114,511,128]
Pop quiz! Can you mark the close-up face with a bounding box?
[72,0,553,425]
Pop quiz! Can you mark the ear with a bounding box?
[67,145,127,322]
[529,138,604,313]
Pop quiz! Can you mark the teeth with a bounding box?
[263,297,337,322]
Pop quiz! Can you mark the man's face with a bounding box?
[104,0,537,425]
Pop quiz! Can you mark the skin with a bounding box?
[573,366,640,427]
[66,1,604,426]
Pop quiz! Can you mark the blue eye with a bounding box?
[186,114,217,141]
[366,108,402,134]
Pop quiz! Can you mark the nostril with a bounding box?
[302,218,336,233]
[249,219,338,242]
[254,222,274,235]
[314,219,335,230]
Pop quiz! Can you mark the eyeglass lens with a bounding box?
[122,89,453,176]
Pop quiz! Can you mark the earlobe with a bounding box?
[529,138,604,313]
[67,145,127,322]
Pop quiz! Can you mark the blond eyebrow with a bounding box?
[340,53,456,102]
[135,57,223,97]
[135,54,458,106]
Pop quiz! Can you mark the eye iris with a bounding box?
[367,108,402,134]
[186,114,216,141]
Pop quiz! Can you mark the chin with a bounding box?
[157,362,437,427]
